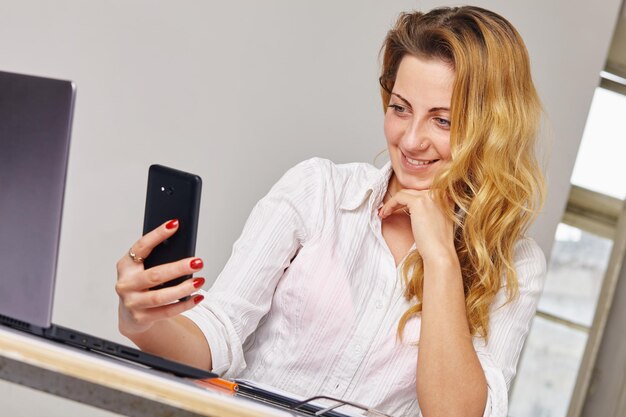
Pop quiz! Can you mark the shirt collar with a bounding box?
[339,161,394,211]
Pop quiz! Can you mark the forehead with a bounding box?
[393,55,454,106]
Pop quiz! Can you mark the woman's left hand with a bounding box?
[379,189,456,262]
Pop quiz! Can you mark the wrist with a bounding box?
[119,321,152,340]
[118,307,152,338]
[420,245,459,268]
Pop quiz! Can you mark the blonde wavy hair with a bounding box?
[379,6,545,340]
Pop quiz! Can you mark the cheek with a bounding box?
[383,113,401,146]
[439,137,452,160]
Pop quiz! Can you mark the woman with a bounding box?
[116,6,546,417]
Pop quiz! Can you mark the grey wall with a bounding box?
[0,0,623,415]
[608,2,626,72]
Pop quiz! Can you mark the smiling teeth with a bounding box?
[407,157,434,166]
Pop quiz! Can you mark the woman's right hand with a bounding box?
[115,219,205,338]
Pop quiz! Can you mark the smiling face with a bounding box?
[384,55,455,193]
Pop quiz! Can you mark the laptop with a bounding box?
[0,70,217,380]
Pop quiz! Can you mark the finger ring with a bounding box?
[128,248,144,263]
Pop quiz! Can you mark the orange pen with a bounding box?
[195,377,238,393]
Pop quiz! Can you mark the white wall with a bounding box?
[0,0,622,415]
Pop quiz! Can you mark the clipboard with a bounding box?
[233,379,392,417]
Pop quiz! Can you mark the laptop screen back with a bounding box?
[0,71,75,328]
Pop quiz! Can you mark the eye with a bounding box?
[434,117,451,129]
[388,104,409,115]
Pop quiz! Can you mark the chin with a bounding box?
[396,173,434,191]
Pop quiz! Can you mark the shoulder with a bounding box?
[283,157,378,193]
[512,237,547,293]
[513,238,547,274]
[289,157,378,177]
[270,158,378,239]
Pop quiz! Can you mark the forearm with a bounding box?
[416,254,487,417]
[126,315,213,371]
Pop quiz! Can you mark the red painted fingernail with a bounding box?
[193,295,204,304]
[190,258,204,269]
[165,219,179,229]
[192,277,205,288]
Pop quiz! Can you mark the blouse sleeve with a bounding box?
[182,158,324,377]
[474,238,547,416]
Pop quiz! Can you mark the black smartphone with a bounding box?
[142,164,202,290]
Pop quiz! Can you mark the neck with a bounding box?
[386,173,401,200]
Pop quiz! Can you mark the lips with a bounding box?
[405,156,439,166]
[400,151,440,170]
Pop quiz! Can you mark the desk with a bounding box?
[0,326,294,417]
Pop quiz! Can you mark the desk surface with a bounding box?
[0,326,295,417]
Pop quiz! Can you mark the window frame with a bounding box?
[560,69,626,417]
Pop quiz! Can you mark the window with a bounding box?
[570,86,626,200]
[509,224,613,417]
[508,77,626,417]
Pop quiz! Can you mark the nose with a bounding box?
[401,118,429,152]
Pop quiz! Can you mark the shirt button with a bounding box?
[355,344,362,353]
[376,300,383,309]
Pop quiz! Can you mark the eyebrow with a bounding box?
[391,92,450,113]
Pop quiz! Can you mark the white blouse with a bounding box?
[183,158,546,417]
